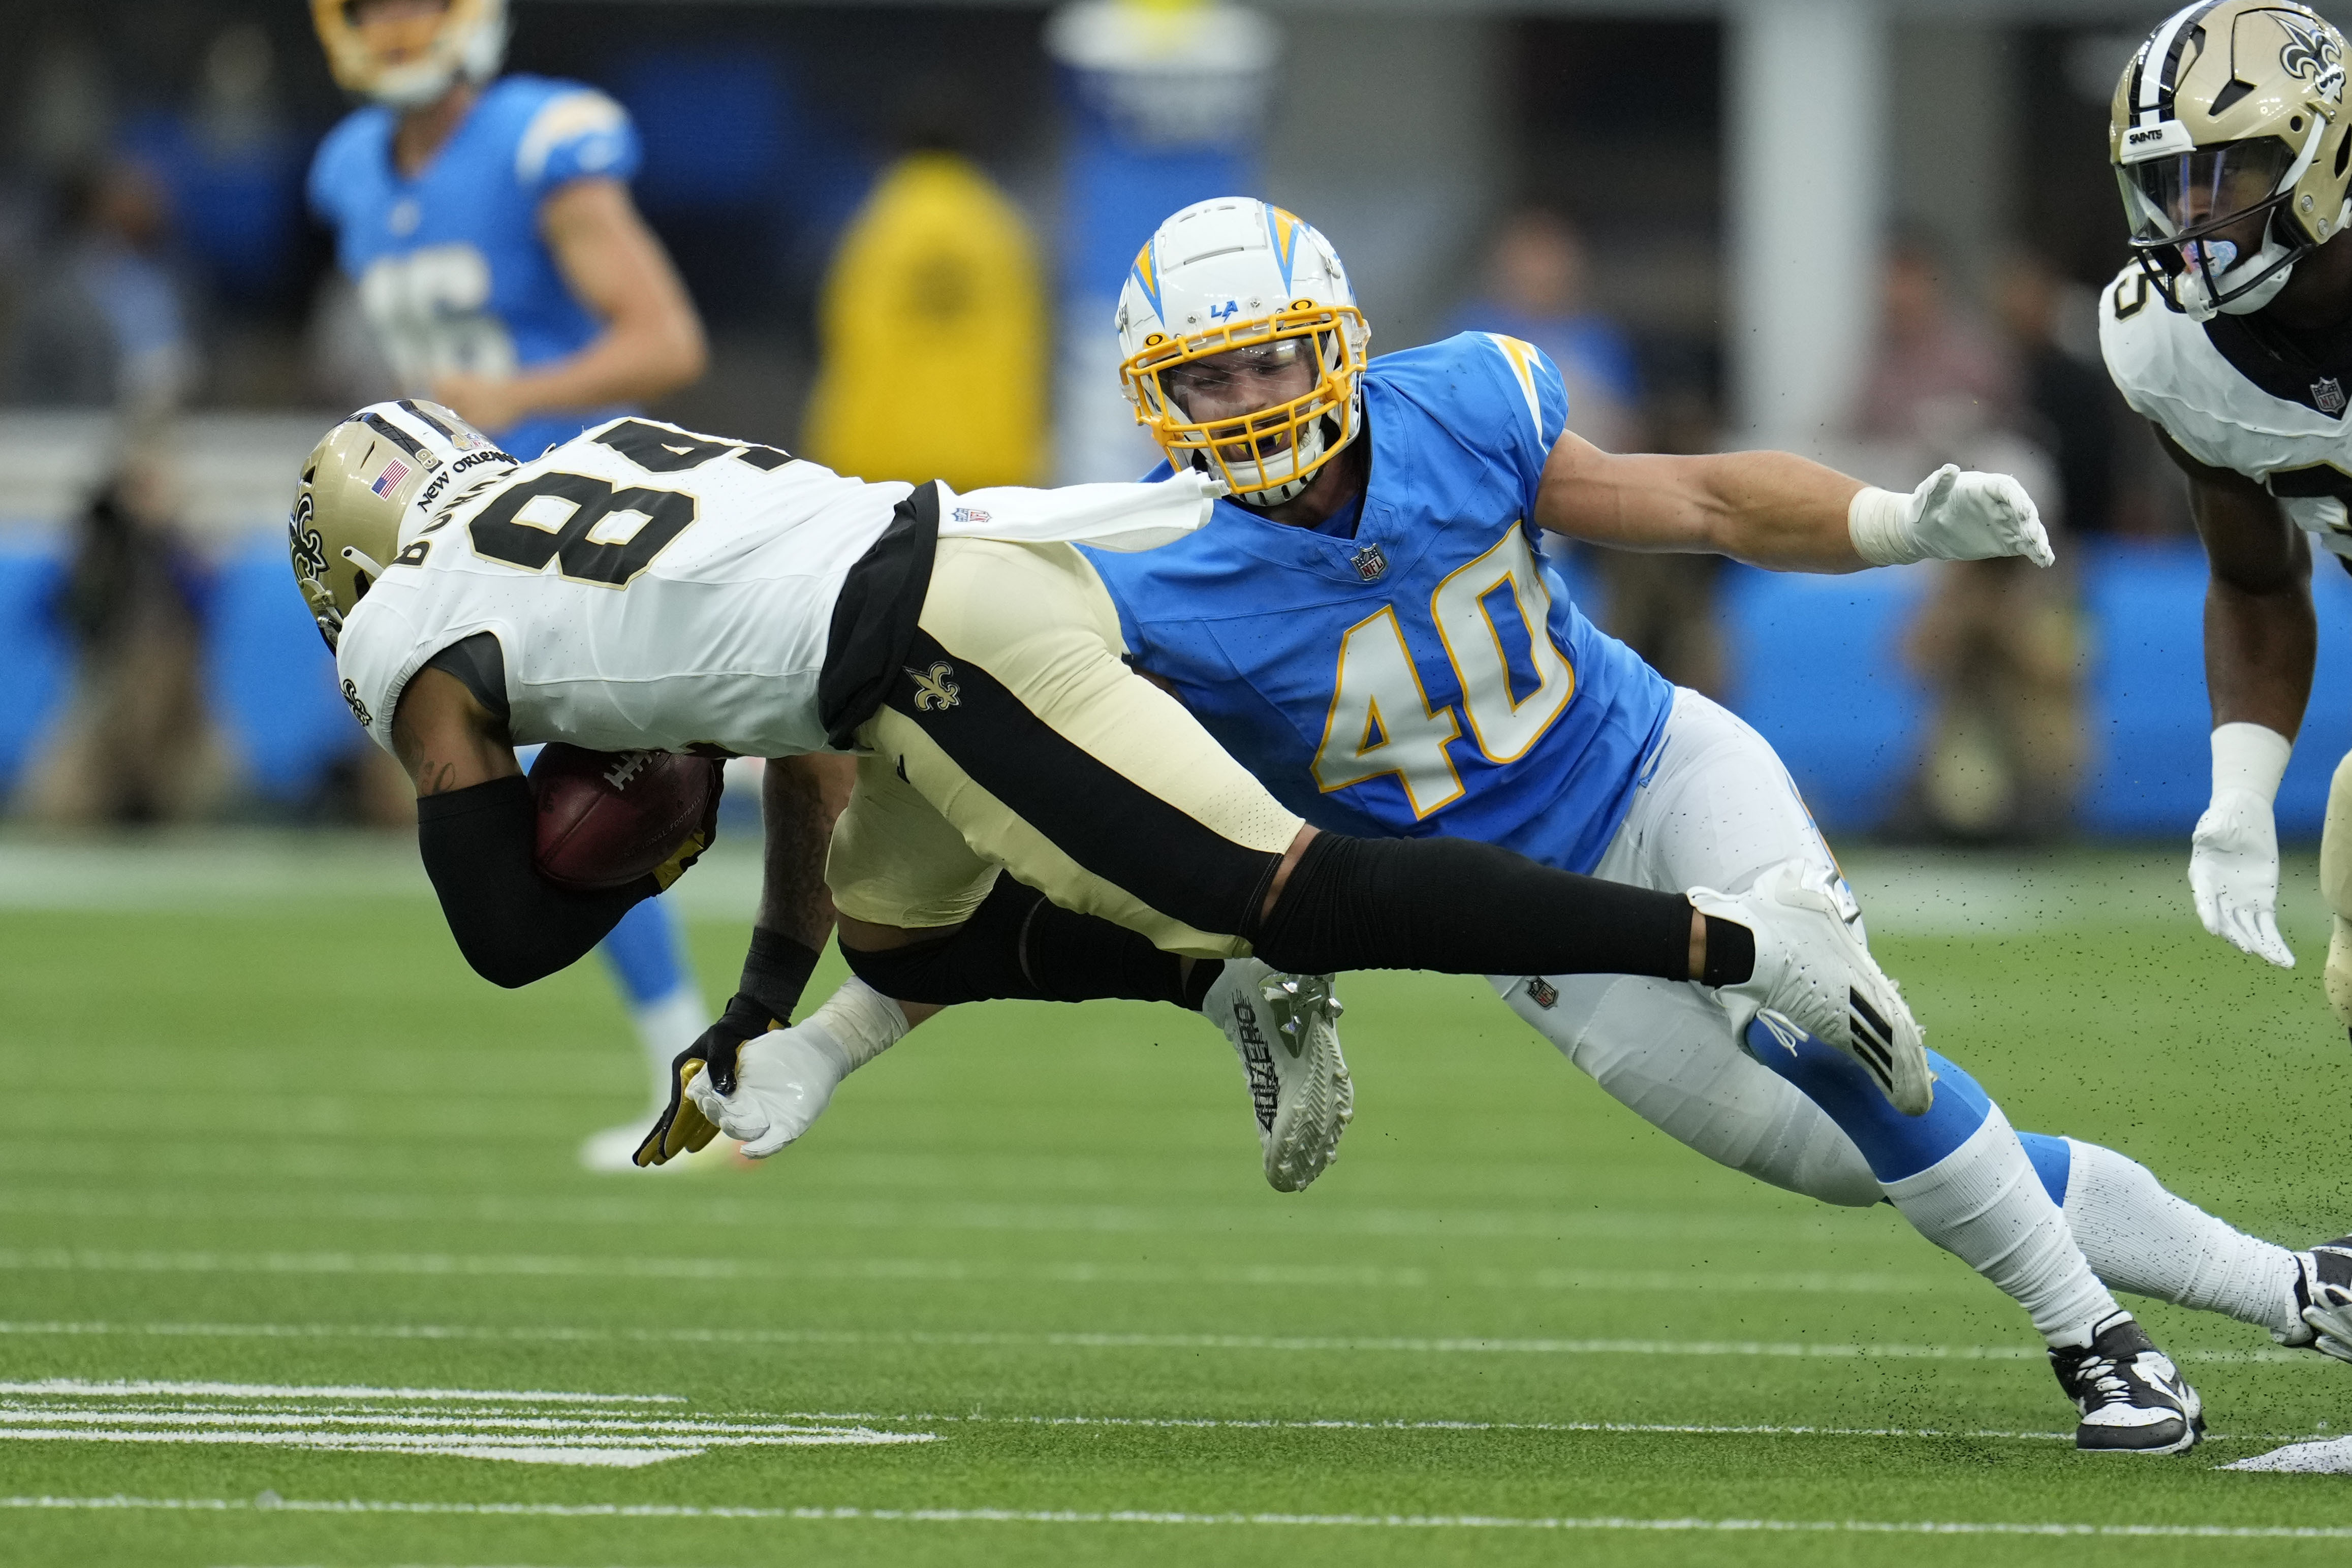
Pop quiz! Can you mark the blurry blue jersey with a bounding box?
[308,75,643,459]
[1083,332,1672,875]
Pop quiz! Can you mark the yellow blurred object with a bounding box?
[802,151,1046,490]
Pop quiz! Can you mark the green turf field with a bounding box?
[1,832,2348,1566]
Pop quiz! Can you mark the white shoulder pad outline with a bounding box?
[1482,332,1549,449]
[515,89,630,187]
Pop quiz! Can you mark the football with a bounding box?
[528,743,724,891]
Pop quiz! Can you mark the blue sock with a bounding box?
[2016,1130,2072,1207]
[1742,1019,1993,1182]
[599,896,692,1006]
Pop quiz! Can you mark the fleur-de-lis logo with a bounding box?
[907,661,961,712]
[289,498,328,581]
[2280,15,2344,104]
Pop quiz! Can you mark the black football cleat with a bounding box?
[2050,1313,2203,1455]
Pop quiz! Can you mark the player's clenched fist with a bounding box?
[1848,464,2055,570]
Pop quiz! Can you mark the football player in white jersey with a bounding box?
[310,0,717,1168]
[291,397,1939,1220]
[2105,2,2352,988]
[2105,5,2352,1025]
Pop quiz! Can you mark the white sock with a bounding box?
[2061,1138,2304,1340]
[632,987,708,1110]
[1881,1104,2122,1347]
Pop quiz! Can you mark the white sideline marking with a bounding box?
[4,1495,2349,1536]
[0,1317,2304,1365]
[0,1185,1865,1245]
[0,1383,930,1468]
[0,1380,675,1404]
[2227,1436,2352,1473]
[0,1245,1937,1296]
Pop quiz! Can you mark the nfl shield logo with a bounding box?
[1351,543,1388,581]
[2316,377,2346,416]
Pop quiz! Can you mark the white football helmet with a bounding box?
[1116,198,1370,505]
[288,398,513,649]
[312,0,508,108]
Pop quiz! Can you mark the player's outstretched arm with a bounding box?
[391,668,651,988]
[434,178,709,434]
[1533,430,2052,574]
[636,753,879,1166]
[2163,426,2315,969]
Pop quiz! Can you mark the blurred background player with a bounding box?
[1857,232,2085,843]
[1449,205,1728,699]
[800,113,1047,490]
[306,0,714,1169]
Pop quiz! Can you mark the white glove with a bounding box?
[685,1024,853,1158]
[2189,723,2295,969]
[2190,793,2293,967]
[1848,464,2055,569]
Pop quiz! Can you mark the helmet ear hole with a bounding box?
[2333,129,2348,180]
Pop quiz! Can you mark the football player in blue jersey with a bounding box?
[686,198,2352,1451]
[309,0,715,1169]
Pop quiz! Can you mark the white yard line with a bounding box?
[0,1246,1957,1296]
[0,1383,931,1467]
[0,1316,2304,1364]
[0,1184,1871,1245]
[0,1379,674,1403]
[2,1495,2346,1535]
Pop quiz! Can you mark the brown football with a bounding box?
[529,743,723,891]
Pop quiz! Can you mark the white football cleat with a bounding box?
[579,1121,659,1173]
[2050,1313,2204,1455]
[1689,858,1933,1115]
[1202,959,1353,1192]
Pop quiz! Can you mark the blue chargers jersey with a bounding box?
[1084,332,1673,875]
[308,75,643,459]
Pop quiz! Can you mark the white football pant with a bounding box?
[1490,688,1890,1208]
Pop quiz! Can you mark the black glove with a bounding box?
[632,993,776,1167]
[631,928,821,1168]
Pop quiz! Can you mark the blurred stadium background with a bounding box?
[7,0,2352,842]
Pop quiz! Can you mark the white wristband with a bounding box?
[800,977,910,1072]
[2211,722,2292,803]
[1847,486,1922,567]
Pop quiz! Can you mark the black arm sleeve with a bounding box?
[841,873,1210,1009]
[1246,831,1740,985]
[417,776,653,988]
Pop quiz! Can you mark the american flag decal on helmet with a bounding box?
[370,458,411,498]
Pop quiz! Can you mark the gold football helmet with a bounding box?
[289,399,507,649]
[312,0,508,108]
[2112,1,2352,319]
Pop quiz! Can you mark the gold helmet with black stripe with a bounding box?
[2112,1,2352,320]
[289,399,510,649]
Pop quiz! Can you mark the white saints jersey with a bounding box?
[334,416,1219,759]
[2099,263,2352,557]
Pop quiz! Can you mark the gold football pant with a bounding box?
[825,538,1304,958]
